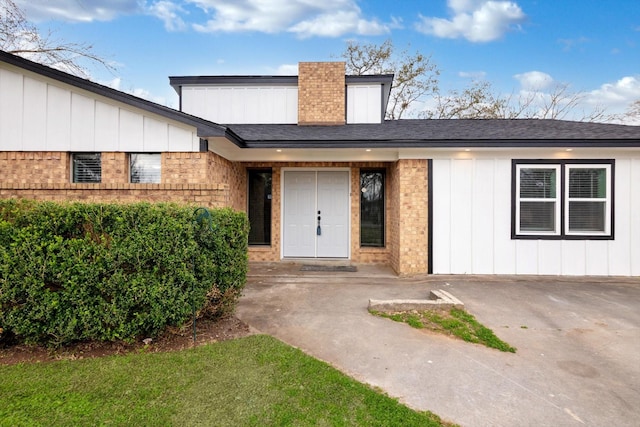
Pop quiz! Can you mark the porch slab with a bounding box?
[368,289,464,312]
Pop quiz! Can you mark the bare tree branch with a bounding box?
[0,0,114,78]
[339,39,439,120]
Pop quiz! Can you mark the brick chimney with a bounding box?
[297,62,346,126]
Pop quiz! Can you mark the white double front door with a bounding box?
[283,170,350,258]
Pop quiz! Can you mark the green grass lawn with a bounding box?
[371,308,516,353]
[0,335,453,426]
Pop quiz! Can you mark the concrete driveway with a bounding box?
[236,263,640,427]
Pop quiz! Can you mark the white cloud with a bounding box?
[147,1,187,31]
[514,71,554,91]
[289,10,390,39]
[415,0,526,42]
[13,0,394,38]
[459,70,487,79]
[586,76,640,109]
[275,64,299,75]
[190,0,393,37]
[14,0,139,22]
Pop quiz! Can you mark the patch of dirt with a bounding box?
[0,316,254,366]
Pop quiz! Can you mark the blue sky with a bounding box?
[13,0,640,123]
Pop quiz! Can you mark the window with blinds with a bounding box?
[72,153,101,183]
[517,166,560,234]
[566,166,609,234]
[130,154,161,183]
[513,160,613,239]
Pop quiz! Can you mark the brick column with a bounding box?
[298,62,346,126]
[389,159,429,275]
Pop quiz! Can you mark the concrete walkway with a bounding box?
[236,262,640,427]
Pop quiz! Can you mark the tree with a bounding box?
[422,80,508,119]
[340,40,607,122]
[623,99,640,124]
[423,79,607,122]
[0,0,113,78]
[340,39,439,120]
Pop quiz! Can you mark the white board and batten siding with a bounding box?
[432,156,640,276]
[0,66,200,152]
[181,86,298,124]
[180,83,384,125]
[347,85,382,124]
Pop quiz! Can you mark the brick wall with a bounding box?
[0,151,230,208]
[163,152,208,184]
[243,162,393,265]
[298,62,346,126]
[388,159,429,275]
[0,152,69,184]
[102,152,128,184]
[1,152,431,274]
[0,183,229,206]
[208,151,246,211]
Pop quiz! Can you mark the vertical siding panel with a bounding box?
[472,159,495,273]
[561,240,587,275]
[609,159,631,275]
[70,93,96,151]
[494,159,516,273]
[143,116,169,151]
[432,159,452,274]
[538,240,562,275]
[45,85,71,151]
[23,77,47,146]
[118,109,144,151]
[286,87,298,123]
[515,240,538,274]
[450,159,473,273]
[94,101,119,151]
[244,87,259,123]
[167,125,194,152]
[585,242,609,275]
[347,85,381,124]
[0,68,24,150]
[231,88,244,123]
[631,159,640,276]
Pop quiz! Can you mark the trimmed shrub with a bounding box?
[0,200,248,347]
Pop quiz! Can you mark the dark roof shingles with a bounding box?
[227,119,640,147]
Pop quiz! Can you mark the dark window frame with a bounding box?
[511,159,615,240]
[360,169,386,248]
[247,168,272,246]
[72,152,101,183]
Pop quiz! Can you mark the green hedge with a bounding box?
[0,200,248,347]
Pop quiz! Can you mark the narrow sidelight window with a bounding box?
[360,169,385,247]
[248,169,272,245]
[130,153,161,183]
[72,153,101,183]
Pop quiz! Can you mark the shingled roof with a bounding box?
[225,119,640,148]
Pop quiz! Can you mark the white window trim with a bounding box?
[515,164,561,236]
[564,164,611,236]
